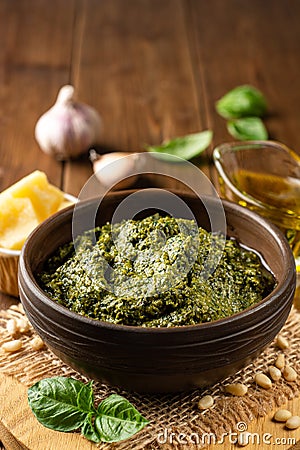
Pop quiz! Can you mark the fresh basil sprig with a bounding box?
[146,130,213,161]
[215,85,267,119]
[227,117,268,140]
[28,377,148,443]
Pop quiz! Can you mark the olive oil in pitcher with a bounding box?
[233,169,300,268]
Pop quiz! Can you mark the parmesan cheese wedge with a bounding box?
[0,170,64,221]
[0,171,67,250]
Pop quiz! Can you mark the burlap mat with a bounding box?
[0,304,299,450]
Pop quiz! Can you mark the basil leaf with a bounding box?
[216,85,267,119]
[81,414,101,443]
[227,117,268,140]
[28,377,92,431]
[77,381,96,413]
[95,394,149,443]
[146,130,213,162]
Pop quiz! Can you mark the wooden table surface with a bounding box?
[1,1,300,449]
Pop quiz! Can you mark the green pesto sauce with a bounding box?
[38,214,276,327]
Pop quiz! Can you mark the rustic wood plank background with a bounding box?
[1,0,300,449]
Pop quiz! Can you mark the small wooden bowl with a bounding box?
[18,190,296,392]
[0,193,77,298]
[0,247,20,297]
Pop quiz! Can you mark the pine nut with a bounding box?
[268,365,281,382]
[6,318,18,336]
[2,340,22,353]
[285,416,300,430]
[10,303,25,314]
[30,336,45,351]
[198,395,214,410]
[10,305,20,312]
[276,334,289,350]
[17,318,30,333]
[254,373,272,389]
[225,383,248,396]
[273,409,292,422]
[283,365,297,382]
[275,353,285,369]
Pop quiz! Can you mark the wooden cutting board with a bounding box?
[0,374,94,450]
[1,372,300,450]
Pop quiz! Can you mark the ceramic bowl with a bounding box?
[0,193,77,297]
[18,190,296,393]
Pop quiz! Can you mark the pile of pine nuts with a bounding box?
[197,332,299,445]
[253,334,298,390]
[273,409,300,429]
[1,304,44,353]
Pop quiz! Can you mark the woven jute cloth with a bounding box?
[0,304,299,450]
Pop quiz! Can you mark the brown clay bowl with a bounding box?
[18,190,296,393]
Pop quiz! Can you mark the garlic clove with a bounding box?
[90,150,140,190]
[35,85,102,161]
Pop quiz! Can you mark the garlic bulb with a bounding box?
[35,85,101,160]
[90,149,140,190]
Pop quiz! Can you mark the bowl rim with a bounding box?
[0,192,77,257]
[19,190,296,334]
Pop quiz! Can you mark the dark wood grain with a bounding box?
[184,0,300,153]
[0,0,76,191]
[64,0,210,195]
[63,0,300,196]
